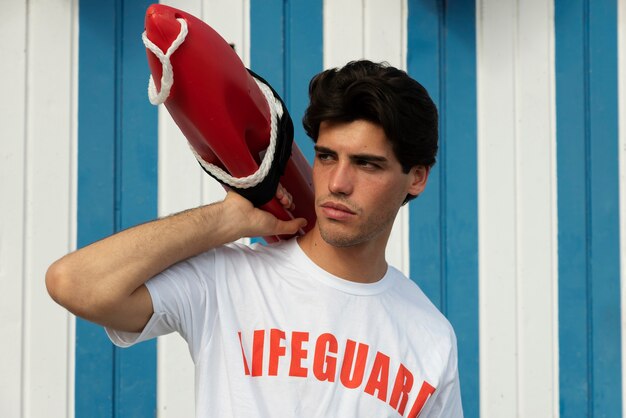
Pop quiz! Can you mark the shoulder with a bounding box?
[387,267,457,349]
[215,238,295,265]
[388,269,447,317]
[205,239,299,285]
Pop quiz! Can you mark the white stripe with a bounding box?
[324,0,410,275]
[324,0,407,69]
[477,0,519,412]
[156,0,248,416]
[477,0,559,416]
[156,1,207,416]
[0,0,27,416]
[324,0,365,69]
[1,1,78,415]
[363,0,407,69]
[363,0,409,275]
[0,0,78,416]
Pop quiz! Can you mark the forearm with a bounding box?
[46,189,306,330]
[46,199,238,324]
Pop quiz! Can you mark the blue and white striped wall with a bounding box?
[1,0,624,417]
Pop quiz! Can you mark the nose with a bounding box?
[328,161,354,195]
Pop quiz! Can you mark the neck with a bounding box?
[297,225,390,283]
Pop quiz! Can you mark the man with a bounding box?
[47,60,463,417]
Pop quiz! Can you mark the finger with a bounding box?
[275,184,294,210]
[283,193,293,209]
[274,217,307,235]
[275,185,284,200]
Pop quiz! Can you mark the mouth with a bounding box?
[319,201,357,220]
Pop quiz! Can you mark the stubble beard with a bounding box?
[318,210,398,248]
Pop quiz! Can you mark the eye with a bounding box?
[316,152,334,162]
[356,159,380,169]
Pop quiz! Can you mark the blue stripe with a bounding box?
[77,1,157,416]
[407,1,479,417]
[76,2,117,414]
[250,0,322,163]
[250,0,285,95]
[250,0,322,245]
[284,1,323,163]
[555,0,622,417]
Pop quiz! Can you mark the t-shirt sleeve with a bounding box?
[420,329,464,417]
[428,367,464,417]
[106,250,218,361]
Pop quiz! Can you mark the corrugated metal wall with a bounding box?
[1,0,624,417]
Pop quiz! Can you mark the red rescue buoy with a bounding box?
[143,4,315,242]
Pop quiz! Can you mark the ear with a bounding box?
[406,166,430,197]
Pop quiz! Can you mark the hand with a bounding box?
[224,187,307,239]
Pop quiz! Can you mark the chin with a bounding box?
[321,235,359,248]
[319,225,370,248]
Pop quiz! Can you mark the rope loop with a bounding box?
[142,18,189,105]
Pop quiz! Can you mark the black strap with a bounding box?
[198,69,294,207]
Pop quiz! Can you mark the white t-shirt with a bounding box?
[107,238,463,417]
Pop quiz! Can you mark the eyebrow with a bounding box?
[313,145,389,163]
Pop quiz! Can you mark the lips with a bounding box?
[320,201,357,220]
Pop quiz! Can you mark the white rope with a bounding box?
[142,16,283,189]
[142,18,188,105]
[190,77,284,189]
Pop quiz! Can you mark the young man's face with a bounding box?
[312,119,428,248]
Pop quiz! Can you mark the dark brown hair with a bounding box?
[303,60,438,175]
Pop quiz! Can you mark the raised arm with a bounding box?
[46,190,306,333]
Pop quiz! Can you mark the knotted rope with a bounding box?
[142,18,188,105]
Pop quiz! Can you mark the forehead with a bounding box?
[316,120,396,158]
